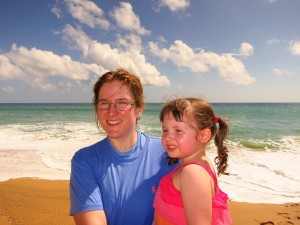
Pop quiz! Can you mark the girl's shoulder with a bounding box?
[175,162,217,186]
[180,163,213,178]
[174,162,215,176]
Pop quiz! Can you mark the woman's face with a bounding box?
[97,80,143,140]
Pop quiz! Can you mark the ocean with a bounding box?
[0,103,299,204]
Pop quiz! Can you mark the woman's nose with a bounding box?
[107,104,118,114]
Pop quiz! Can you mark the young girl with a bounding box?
[153,98,231,225]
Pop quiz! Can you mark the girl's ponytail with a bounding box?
[214,117,229,176]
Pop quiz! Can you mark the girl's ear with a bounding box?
[197,128,212,144]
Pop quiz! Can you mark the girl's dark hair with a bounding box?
[160,98,229,176]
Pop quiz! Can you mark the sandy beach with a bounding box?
[0,178,298,225]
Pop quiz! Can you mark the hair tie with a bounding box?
[214,116,220,123]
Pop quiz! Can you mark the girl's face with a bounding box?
[97,80,143,141]
[161,112,203,163]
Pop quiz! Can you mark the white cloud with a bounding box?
[149,40,255,85]
[110,2,151,35]
[60,25,170,87]
[273,68,292,76]
[0,55,24,80]
[59,24,91,56]
[148,41,171,62]
[1,44,105,91]
[159,0,190,12]
[239,42,254,56]
[51,5,62,19]
[64,0,110,29]
[2,86,15,93]
[289,41,300,56]
[267,38,280,46]
[116,34,142,52]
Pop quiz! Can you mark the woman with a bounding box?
[70,68,176,225]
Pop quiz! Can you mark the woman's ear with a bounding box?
[197,128,212,144]
[136,106,144,119]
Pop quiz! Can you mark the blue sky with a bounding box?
[0,0,299,103]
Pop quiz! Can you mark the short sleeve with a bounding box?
[69,148,103,215]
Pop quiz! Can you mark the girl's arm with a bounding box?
[180,164,214,225]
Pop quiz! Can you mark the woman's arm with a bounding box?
[180,164,214,225]
[70,150,106,225]
[73,210,107,225]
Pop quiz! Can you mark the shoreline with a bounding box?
[0,178,299,225]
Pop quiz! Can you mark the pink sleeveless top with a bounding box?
[153,162,231,225]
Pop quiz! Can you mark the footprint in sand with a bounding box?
[260,222,274,225]
[278,212,290,220]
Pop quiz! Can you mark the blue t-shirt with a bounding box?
[70,131,175,225]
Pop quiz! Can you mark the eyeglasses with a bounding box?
[97,101,135,111]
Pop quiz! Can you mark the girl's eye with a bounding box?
[162,128,168,133]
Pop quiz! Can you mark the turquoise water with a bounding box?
[0,103,94,124]
[1,103,300,150]
[142,103,300,151]
[0,103,299,203]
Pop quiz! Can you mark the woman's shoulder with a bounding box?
[140,131,162,146]
[73,137,109,158]
[140,131,161,140]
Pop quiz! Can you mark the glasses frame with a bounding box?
[96,101,136,111]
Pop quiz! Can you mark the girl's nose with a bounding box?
[164,132,174,140]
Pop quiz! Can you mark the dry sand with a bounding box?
[0,178,299,225]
